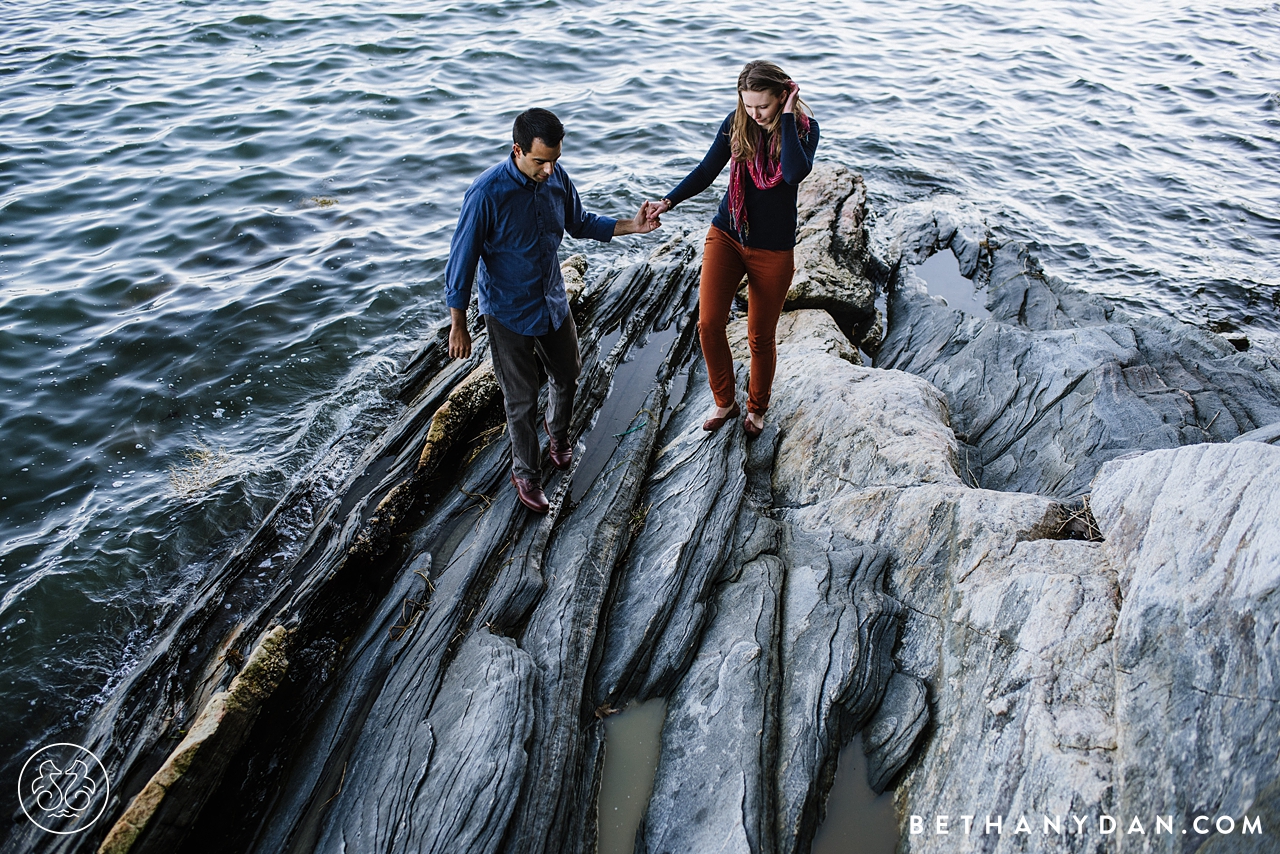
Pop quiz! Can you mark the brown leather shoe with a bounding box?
[545,418,573,470]
[743,411,764,438]
[510,472,550,514]
[702,401,741,432]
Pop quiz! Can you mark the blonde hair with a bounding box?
[729,60,813,163]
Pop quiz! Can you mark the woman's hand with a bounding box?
[783,80,800,114]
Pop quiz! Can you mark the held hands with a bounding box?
[616,200,663,235]
[632,200,661,234]
[652,198,672,222]
[642,198,672,230]
[636,200,661,234]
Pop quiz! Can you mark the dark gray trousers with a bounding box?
[485,313,581,481]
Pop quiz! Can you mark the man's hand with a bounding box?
[614,200,662,235]
[448,308,472,359]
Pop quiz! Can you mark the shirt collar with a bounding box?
[504,153,537,190]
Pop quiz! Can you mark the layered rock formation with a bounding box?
[11,163,1280,854]
[875,203,1280,498]
[885,430,1280,854]
[869,202,1280,853]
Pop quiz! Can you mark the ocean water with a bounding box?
[1,0,1277,830]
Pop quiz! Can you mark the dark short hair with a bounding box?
[513,108,564,152]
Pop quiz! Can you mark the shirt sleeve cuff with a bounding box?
[594,216,617,242]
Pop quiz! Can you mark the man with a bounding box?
[445,107,660,513]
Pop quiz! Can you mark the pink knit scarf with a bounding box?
[728,111,812,239]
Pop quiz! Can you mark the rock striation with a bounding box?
[875,203,1280,499]
[606,310,913,854]
[1095,443,1280,839]
[10,163,1280,854]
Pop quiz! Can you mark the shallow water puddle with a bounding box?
[916,248,991,319]
[811,733,899,854]
[569,325,679,504]
[597,699,666,854]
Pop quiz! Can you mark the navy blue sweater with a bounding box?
[665,111,820,250]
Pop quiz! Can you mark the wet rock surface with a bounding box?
[637,515,784,854]
[13,166,1280,854]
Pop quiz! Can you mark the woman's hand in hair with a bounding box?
[783,80,800,115]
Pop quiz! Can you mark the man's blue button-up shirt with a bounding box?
[444,154,616,336]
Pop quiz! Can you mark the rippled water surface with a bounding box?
[1,0,1277,805]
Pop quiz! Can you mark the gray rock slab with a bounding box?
[616,312,921,854]
[406,631,535,854]
[247,551,435,854]
[778,273,1280,854]
[775,532,900,854]
[825,425,1280,854]
[891,537,1121,853]
[984,240,1114,329]
[862,672,929,795]
[593,372,747,706]
[867,195,989,277]
[761,311,962,502]
[635,310,925,854]
[637,539,784,854]
[126,242,704,854]
[1232,419,1280,445]
[786,163,876,339]
[309,469,539,853]
[358,630,534,854]
[503,385,667,854]
[877,236,1280,498]
[759,306,1127,851]
[1093,442,1280,847]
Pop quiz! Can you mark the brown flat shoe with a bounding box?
[510,472,550,514]
[743,411,764,438]
[703,402,741,432]
[545,418,573,470]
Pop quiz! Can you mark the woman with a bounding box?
[651,60,819,437]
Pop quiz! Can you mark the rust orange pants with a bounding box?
[698,225,795,414]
